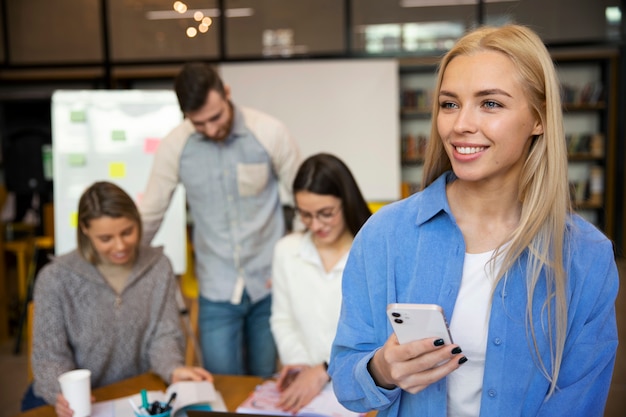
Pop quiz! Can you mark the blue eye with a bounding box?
[483,100,500,109]
[440,102,457,109]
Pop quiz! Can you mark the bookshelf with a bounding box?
[397,50,618,238]
[554,49,618,237]
[398,58,437,198]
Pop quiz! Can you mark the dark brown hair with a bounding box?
[174,62,226,113]
[293,153,371,237]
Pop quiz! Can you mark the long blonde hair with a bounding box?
[423,24,571,396]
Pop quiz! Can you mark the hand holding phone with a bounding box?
[387,303,453,345]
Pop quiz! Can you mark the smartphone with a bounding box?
[386,303,453,345]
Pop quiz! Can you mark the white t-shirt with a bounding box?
[447,250,500,417]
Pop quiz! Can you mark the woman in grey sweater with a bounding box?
[22,181,212,416]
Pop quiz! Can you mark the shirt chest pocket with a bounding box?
[237,162,269,197]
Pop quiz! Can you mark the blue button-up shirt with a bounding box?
[141,104,301,303]
[329,172,618,417]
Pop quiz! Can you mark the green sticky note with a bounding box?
[68,154,86,166]
[111,130,126,141]
[70,110,86,123]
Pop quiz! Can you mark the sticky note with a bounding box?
[111,130,126,141]
[144,138,160,154]
[70,212,78,228]
[109,162,126,178]
[68,154,86,167]
[70,110,86,123]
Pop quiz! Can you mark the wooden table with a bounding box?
[12,373,264,417]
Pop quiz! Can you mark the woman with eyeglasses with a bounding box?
[269,153,372,413]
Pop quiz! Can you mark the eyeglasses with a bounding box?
[295,204,342,225]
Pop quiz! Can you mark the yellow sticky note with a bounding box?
[109,162,126,178]
[70,212,78,228]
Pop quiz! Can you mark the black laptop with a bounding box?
[187,411,287,417]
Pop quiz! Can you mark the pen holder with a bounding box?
[135,403,171,417]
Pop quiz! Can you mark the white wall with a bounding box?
[220,59,400,201]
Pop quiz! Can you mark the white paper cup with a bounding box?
[58,369,92,417]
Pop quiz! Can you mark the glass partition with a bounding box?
[352,0,478,55]
[6,0,103,64]
[484,0,621,44]
[224,0,346,58]
[108,0,220,62]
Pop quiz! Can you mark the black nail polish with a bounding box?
[434,338,445,346]
[458,356,468,365]
[451,347,462,355]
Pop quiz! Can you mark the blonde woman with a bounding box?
[329,25,618,417]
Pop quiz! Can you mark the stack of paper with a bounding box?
[236,380,363,417]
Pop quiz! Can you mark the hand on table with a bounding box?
[276,364,329,413]
[171,366,213,383]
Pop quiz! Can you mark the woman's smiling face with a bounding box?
[436,50,543,186]
[81,216,139,267]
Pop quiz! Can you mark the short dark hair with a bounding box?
[293,153,371,237]
[174,62,226,113]
[77,181,142,264]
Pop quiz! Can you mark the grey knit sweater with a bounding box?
[32,246,185,404]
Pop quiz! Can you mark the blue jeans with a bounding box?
[198,291,276,377]
[21,384,48,411]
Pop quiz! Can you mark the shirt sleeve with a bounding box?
[31,264,78,405]
[270,123,301,208]
[270,237,311,365]
[533,239,619,417]
[146,257,186,383]
[329,227,402,413]
[139,121,190,244]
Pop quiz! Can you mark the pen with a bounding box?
[129,399,147,416]
[141,389,149,412]
[164,392,177,411]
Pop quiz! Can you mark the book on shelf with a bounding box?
[566,133,605,157]
[400,88,433,111]
[91,380,226,417]
[401,133,428,163]
[401,181,421,198]
[236,380,364,417]
[588,165,604,206]
[561,82,604,105]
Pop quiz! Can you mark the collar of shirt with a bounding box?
[414,170,456,227]
[297,231,348,278]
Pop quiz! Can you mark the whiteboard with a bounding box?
[51,90,186,274]
[219,59,400,201]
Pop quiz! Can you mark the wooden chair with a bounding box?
[4,222,36,304]
[180,235,202,367]
[13,233,54,354]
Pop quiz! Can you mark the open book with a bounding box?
[236,380,364,417]
[92,381,226,417]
